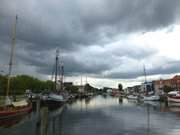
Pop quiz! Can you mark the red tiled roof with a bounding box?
[154,75,180,85]
[173,75,180,80]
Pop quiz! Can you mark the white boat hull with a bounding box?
[127,95,138,100]
[143,95,160,101]
[167,91,180,103]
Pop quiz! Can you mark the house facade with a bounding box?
[154,75,180,94]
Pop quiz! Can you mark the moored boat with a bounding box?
[167,91,180,102]
[127,95,138,100]
[143,95,160,101]
[41,49,68,108]
[0,16,32,119]
[41,92,66,102]
[0,100,32,119]
[41,93,67,110]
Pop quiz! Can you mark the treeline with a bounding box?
[0,74,54,95]
[65,83,99,94]
[0,74,100,95]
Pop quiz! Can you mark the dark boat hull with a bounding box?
[0,104,32,119]
[41,100,64,110]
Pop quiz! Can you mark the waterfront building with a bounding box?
[64,82,73,87]
[141,81,154,94]
[111,88,120,96]
[154,75,180,94]
[124,85,141,95]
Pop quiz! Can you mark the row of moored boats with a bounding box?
[127,91,180,102]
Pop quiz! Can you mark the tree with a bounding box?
[163,85,174,93]
[0,74,57,95]
[118,83,123,91]
[65,85,78,93]
[0,74,7,94]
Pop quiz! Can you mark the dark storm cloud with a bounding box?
[105,72,142,79]
[33,54,112,76]
[110,45,156,59]
[148,61,180,75]
[1,0,179,50]
[105,60,180,79]
[0,0,180,79]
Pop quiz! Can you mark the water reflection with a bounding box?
[62,96,180,135]
[147,104,150,135]
[71,95,119,110]
[1,96,180,135]
[0,113,31,128]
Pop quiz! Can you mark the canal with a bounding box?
[1,95,180,135]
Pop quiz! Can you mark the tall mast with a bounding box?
[61,61,64,91]
[55,49,59,91]
[81,76,82,86]
[86,76,87,84]
[6,16,18,103]
[143,64,147,83]
[143,64,147,95]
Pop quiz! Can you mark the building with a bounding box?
[141,81,154,94]
[111,88,120,96]
[124,85,141,95]
[154,75,180,94]
[64,82,73,87]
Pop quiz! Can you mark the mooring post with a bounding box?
[40,107,49,135]
[36,98,40,117]
[35,97,41,135]
[165,95,168,107]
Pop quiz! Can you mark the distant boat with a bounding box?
[142,95,160,101]
[167,91,180,102]
[0,16,32,119]
[127,95,138,100]
[142,65,159,101]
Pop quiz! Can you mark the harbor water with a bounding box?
[1,95,180,135]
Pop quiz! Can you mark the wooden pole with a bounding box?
[40,107,49,135]
[55,50,59,91]
[5,15,18,105]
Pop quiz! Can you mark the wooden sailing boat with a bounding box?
[41,49,66,109]
[0,16,32,119]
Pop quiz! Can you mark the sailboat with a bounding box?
[142,65,159,101]
[0,16,32,119]
[41,49,66,108]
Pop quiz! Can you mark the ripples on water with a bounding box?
[1,95,180,135]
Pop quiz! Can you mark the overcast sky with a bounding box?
[0,0,180,88]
